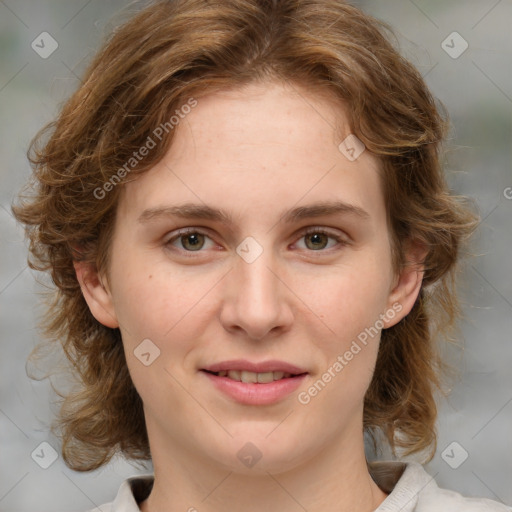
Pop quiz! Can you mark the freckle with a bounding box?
[148,275,153,279]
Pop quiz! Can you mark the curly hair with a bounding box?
[12,0,478,471]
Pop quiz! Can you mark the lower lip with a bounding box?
[201,371,307,405]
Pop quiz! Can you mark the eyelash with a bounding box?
[164,227,349,256]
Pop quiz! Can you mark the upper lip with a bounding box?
[202,359,308,374]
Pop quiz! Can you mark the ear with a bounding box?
[73,260,119,329]
[383,240,428,329]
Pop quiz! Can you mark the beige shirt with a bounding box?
[90,461,512,511]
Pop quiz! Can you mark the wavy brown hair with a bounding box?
[12,0,478,471]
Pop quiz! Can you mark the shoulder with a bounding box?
[85,474,154,512]
[85,505,112,512]
[369,460,512,512]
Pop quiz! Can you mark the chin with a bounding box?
[204,433,311,476]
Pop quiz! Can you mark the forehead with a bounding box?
[179,80,350,157]
[118,80,384,229]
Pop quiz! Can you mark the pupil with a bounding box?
[307,233,327,250]
[183,233,203,250]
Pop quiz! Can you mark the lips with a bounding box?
[201,359,307,375]
[201,371,307,405]
[200,359,308,404]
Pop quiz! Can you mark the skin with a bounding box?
[75,80,425,512]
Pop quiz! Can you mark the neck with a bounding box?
[139,420,388,512]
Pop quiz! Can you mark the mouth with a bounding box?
[200,360,308,405]
[201,369,306,383]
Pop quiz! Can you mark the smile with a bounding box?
[204,369,300,383]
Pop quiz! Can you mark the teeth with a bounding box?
[241,370,258,383]
[227,370,240,380]
[216,370,293,382]
[257,371,274,383]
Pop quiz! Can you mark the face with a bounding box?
[78,80,423,474]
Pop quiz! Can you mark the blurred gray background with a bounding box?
[1,0,511,510]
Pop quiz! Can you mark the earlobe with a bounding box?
[383,241,428,329]
[73,260,119,329]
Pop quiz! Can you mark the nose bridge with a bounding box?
[237,248,279,304]
[221,239,292,339]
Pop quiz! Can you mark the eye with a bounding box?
[165,228,216,252]
[295,228,348,251]
[164,226,349,256]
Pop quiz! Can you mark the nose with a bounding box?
[219,247,294,341]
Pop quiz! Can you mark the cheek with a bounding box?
[312,261,391,336]
[111,269,210,400]
[299,255,391,397]
[303,276,386,411]
[109,256,220,351]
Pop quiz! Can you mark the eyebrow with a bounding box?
[138,201,370,226]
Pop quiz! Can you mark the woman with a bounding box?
[12,0,510,510]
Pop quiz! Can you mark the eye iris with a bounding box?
[182,233,204,251]
[305,232,328,250]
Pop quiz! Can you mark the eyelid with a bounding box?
[166,226,213,240]
[299,226,349,241]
